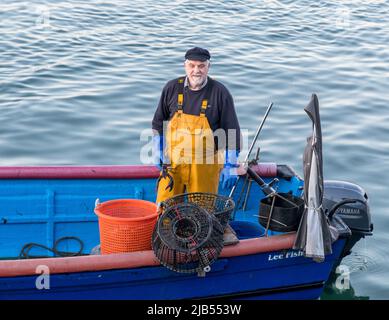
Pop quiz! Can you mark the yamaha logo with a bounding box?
[337,208,360,215]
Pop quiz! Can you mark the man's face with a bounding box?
[184,59,210,89]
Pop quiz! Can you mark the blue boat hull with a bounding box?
[0,239,346,300]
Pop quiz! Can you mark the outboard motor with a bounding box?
[323,180,373,258]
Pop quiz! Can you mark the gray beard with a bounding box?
[188,77,206,90]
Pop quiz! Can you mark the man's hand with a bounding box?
[220,149,240,190]
[152,135,163,170]
[220,166,238,190]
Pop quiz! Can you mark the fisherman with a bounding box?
[152,47,242,245]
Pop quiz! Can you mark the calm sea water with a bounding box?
[1,0,388,299]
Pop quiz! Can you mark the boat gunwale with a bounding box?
[0,165,159,179]
[0,234,296,277]
[0,164,279,179]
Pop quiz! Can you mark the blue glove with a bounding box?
[152,135,164,170]
[220,150,239,190]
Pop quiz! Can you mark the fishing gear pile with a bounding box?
[152,193,234,275]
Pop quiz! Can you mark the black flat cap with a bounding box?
[185,47,211,61]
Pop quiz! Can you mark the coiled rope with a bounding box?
[19,236,84,259]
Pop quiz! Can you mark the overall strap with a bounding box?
[200,77,214,117]
[176,77,185,113]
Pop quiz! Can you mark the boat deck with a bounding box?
[0,165,303,259]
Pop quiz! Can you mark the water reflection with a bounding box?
[321,272,369,300]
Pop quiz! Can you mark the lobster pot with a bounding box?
[161,192,235,230]
[152,203,224,274]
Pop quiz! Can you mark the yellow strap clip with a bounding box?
[200,99,208,117]
[177,93,184,108]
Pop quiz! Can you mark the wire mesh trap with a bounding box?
[152,202,224,275]
[160,192,235,230]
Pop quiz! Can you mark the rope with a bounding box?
[19,236,84,259]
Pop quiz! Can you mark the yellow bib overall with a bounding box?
[156,78,223,203]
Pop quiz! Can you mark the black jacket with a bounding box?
[152,77,241,151]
